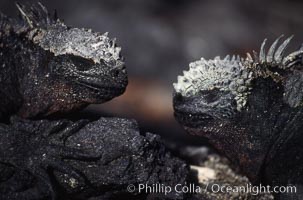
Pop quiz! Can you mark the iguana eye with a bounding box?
[70,56,94,71]
[200,90,220,103]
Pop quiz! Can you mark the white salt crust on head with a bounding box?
[31,27,122,65]
[173,55,253,111]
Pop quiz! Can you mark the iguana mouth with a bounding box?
[75,79,126,96]
[174,110,213,127]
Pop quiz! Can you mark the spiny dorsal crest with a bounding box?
[173,36,303,111]
[16,2,60,28]
[15,2,122,64]
[247,35,303,69]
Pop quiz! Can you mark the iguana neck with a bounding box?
[185,124,268,183]
[0,32,27,122]
[186,78,289,183]
[0,71,22,123]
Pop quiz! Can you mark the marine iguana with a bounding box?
[0,117,189,200]
[0,2,127,122]
[173,36,303,198]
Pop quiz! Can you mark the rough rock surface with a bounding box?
[190,154,273,200]
[170,145,273,200]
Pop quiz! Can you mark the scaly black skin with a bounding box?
[0,117,188,200]
[0,3,127,122]
[0,117,98,200]
[173,37,303,199]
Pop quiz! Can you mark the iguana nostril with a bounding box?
[116,63,125,71]
[111,64,126,77]
[174,92,183,102]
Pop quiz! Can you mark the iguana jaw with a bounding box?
[74,63,128,97]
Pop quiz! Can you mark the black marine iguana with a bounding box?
[0,117,188,200]
[173,36,303,198]
[0,2,127,122]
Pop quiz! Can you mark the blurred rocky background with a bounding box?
[1,0,303,145]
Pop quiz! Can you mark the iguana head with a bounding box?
[173,36,303,181]
[173,55,252,128]
[13,3,127,117]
